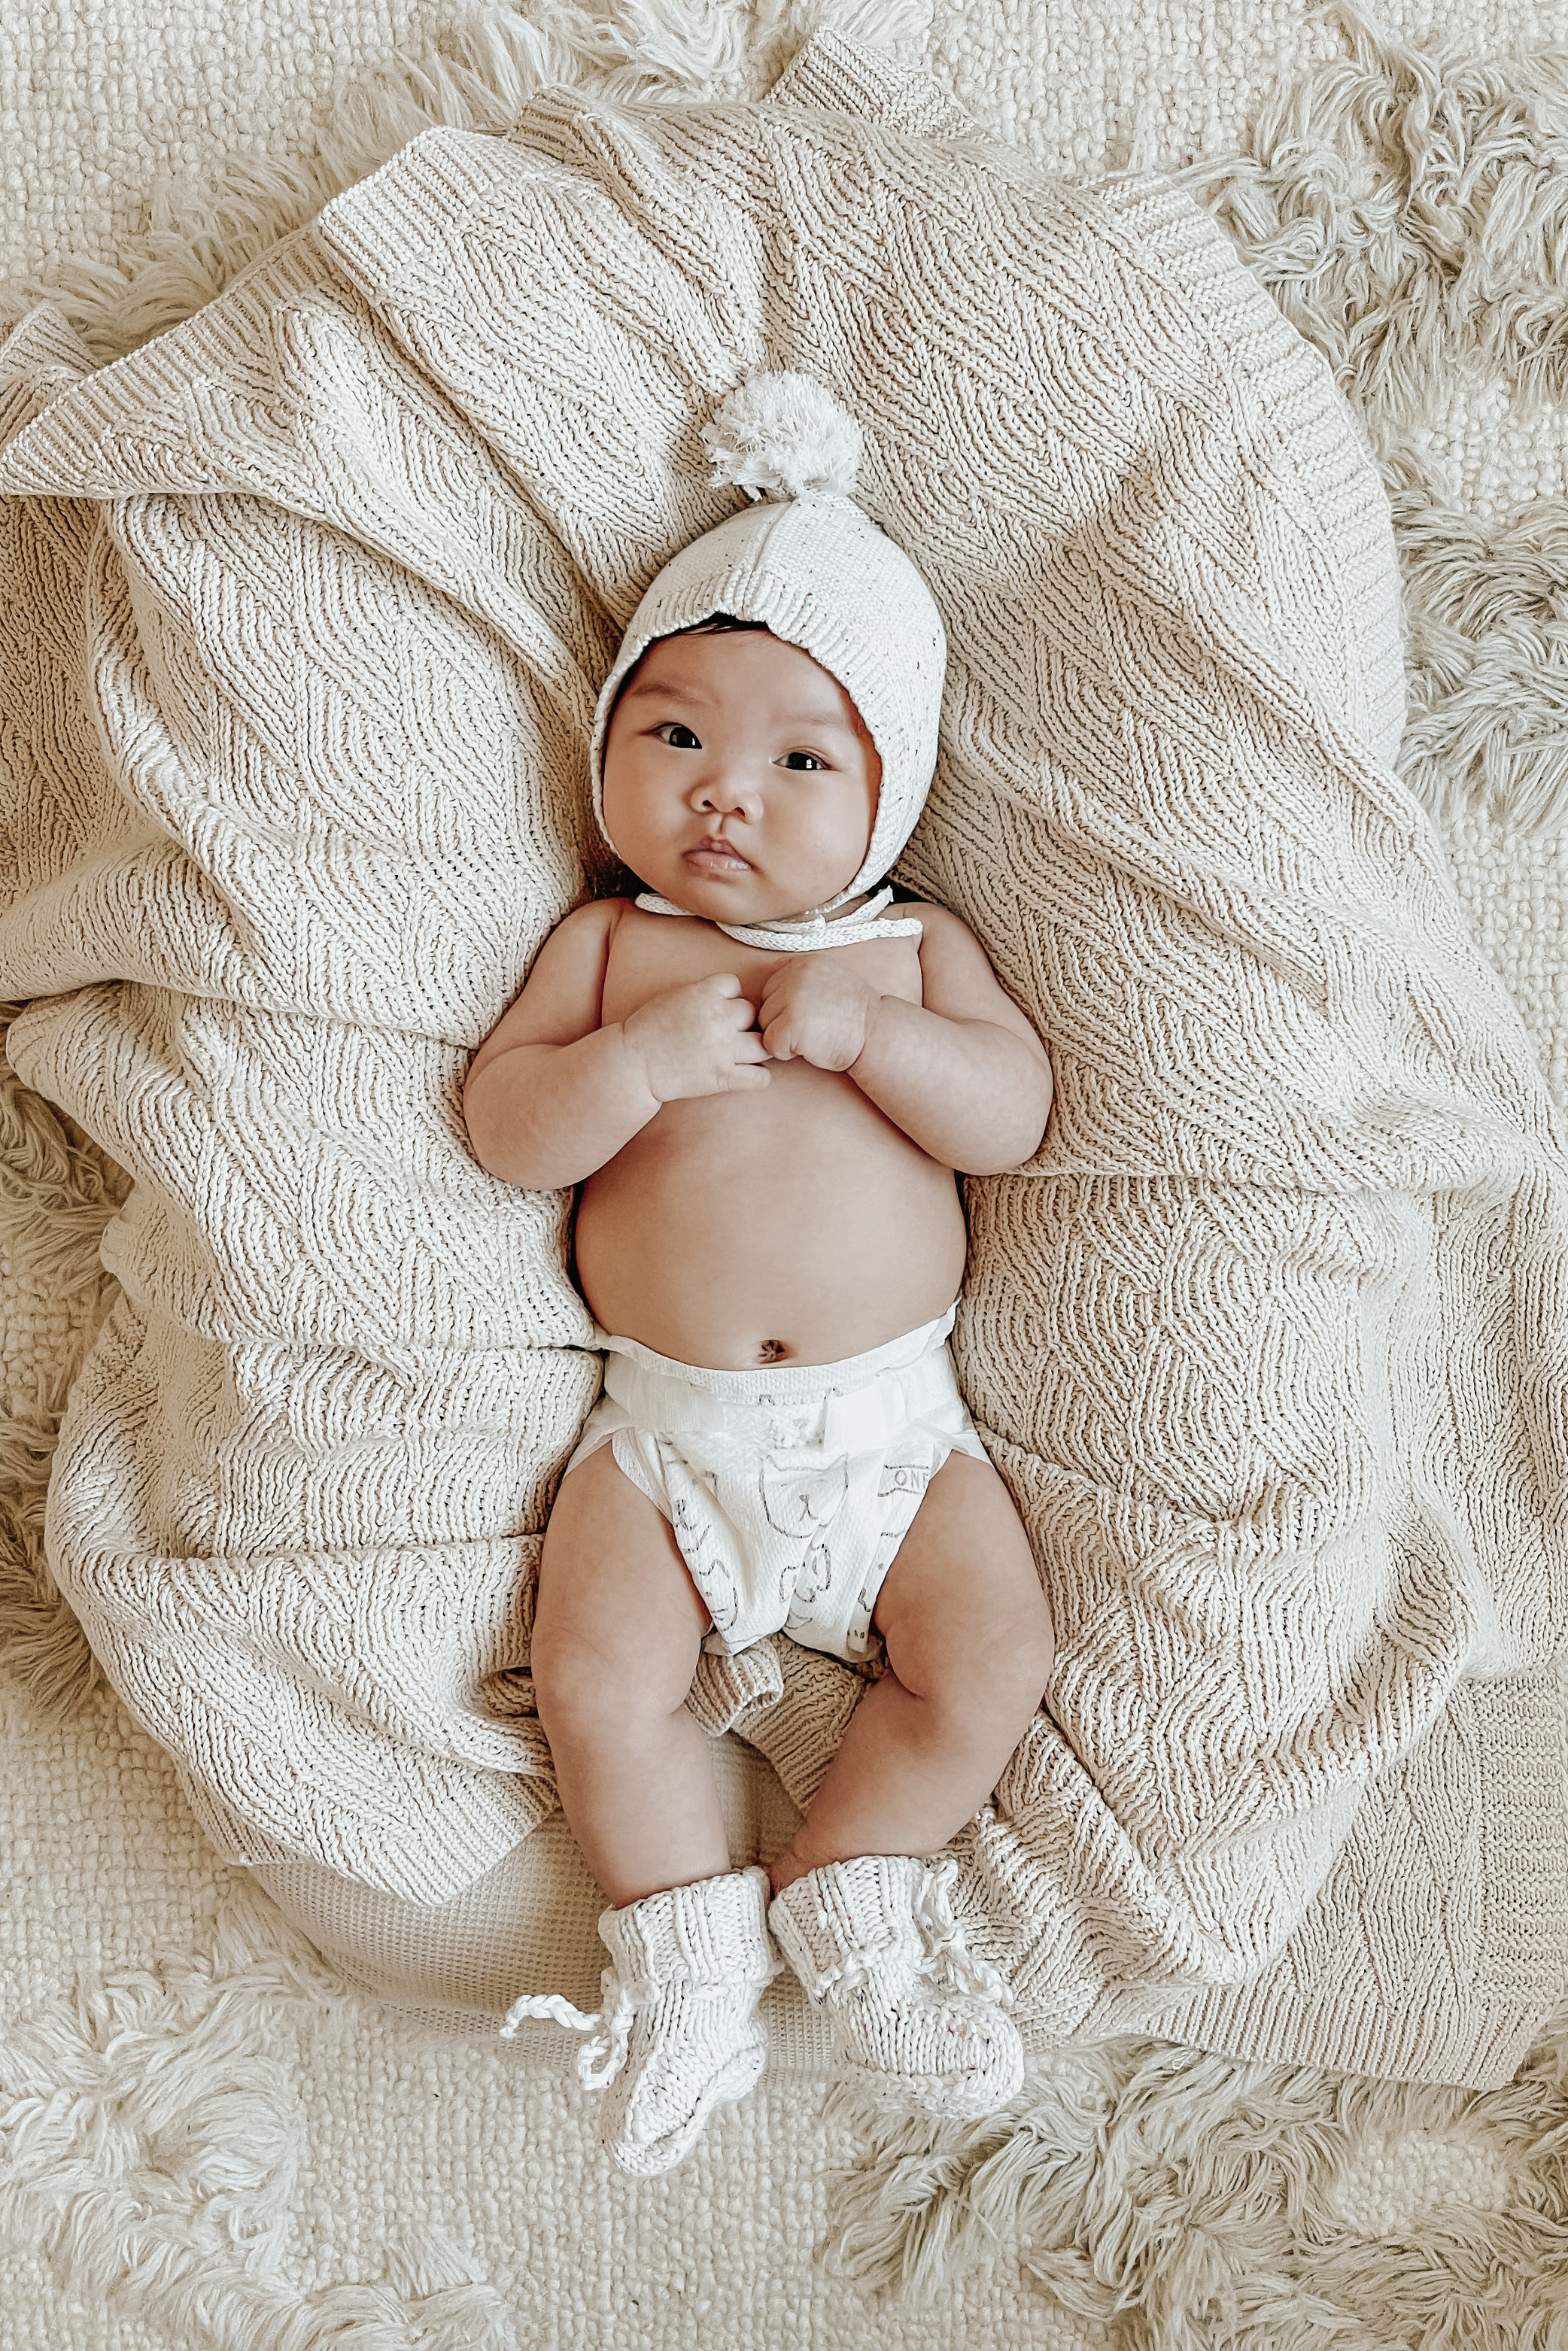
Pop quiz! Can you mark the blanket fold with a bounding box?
[2,30,1564,2082]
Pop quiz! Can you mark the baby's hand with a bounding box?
[621,974,772,1102]
[756,956,880,1071]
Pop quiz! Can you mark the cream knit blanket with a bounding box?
[2,32,1565,2090]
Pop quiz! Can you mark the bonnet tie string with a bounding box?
[634,881,922,952]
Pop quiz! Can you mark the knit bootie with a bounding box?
[768,1852,1024,2120]
[500,1864,778,2176]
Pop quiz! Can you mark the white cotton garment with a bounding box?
[563,1308,986,1661]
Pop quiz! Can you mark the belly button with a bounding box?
[758,1338,789,1364]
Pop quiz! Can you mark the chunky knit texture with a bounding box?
[2,31,1566,2091]
[770,1854,1026,2119]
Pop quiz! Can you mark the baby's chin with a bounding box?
[634,864,861,923]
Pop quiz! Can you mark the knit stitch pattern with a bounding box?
[769,1853,1026,2119]
[504,1864,776,2176]
[1,34,1564,2086]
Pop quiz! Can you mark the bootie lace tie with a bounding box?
[500,1866,779,2175]
[500,1973,648,2088]
[911,1855,1013,2008]
[767,1851,1024,2121]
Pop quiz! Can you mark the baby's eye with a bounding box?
[777,752,828,771]
[656,723,703,750]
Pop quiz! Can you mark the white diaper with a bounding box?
[563,1308,988,1663]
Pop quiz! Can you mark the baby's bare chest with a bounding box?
[576,908,964,1362]
[598,907,924,1028]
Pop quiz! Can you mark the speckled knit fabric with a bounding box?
[2,29,1566,2097]
[769,1853,1026,2117]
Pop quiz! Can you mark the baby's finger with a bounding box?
[760,1017,796,1061]
[758,981,797,1032]
[725,994,758,1031]
[734,1033,771,1064]
[726,1065,770,1091]
[709,972,743,999]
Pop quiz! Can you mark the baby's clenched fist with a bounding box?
[756,957,880,1071]
[621,972,772,1102]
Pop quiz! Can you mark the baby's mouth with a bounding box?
[685,837,752,873]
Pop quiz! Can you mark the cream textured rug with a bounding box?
[5,2,1568,2346]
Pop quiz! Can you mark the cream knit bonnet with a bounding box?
[588,373,947,949]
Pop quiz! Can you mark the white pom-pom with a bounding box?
[702,371,864,501]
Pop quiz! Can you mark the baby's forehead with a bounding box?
[630,630,867,728]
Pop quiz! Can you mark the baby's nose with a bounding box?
[696,765,757,814]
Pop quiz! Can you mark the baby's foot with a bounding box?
[503,1864,778,2176]
[769,1851,1023,2121]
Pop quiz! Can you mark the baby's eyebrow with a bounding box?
[618,676,718,707]
[620,677,854,730]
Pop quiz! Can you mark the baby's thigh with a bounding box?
[872,1450,1053,1706]
[533,1444,713,1706]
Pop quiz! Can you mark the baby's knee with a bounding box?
[940,1602,1054,1727]
[530,1617,696,1734]
[987,1617,1054,1721]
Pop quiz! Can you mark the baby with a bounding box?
[463,375,1056,2174]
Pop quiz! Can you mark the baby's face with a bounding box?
[600,628,880,923]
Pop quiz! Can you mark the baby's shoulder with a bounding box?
[892,897,985,956]
[542,895,634,957]
[555,893,631,932]
[521,895,630,1001]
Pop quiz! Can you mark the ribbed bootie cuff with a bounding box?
[769,1853,934,2000]
[600,1863,779,1992]
[502,1864,779,2095]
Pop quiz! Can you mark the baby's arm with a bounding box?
[464,901,770,1189]
[755,904,1051,1174]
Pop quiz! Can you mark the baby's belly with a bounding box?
[573,1063,968,1370]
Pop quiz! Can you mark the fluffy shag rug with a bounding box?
[5,2,1568,2343]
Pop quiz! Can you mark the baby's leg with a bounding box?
[769,1450,1054,1895]
[531,1444,729,1907]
